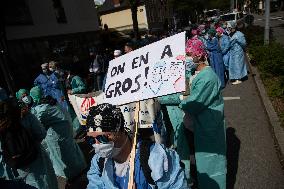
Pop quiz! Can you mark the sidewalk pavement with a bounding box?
[223,68,284,188]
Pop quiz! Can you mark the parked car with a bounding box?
[220,11,254,29]
[204,9,220,21]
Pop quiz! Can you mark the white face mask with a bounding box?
[22,96,32,104]
[92,135,128,158]
[93,142,114,158]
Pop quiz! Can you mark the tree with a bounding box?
[129,0,140,40]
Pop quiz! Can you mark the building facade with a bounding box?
[3,0,103,88]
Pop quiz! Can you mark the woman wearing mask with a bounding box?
[227,21,248,85]
[216,27,231,81]
[29,86,87,182]
[179,41,227,189]
[206,28,225,88]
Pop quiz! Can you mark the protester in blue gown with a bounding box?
[29,86,87,181]
[86,103,189,189]
[216,27,230,71]
[0,100,58,189]
[179,42,227,189]
[34,63,68,110]
[206,28,225,88]
[227,21,248,85]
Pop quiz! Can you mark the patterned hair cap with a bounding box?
[186,37,207,58]
[86,103,125,132]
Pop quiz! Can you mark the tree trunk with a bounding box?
[130,2,140,40]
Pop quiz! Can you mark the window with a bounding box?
[51,0,67,23]
[4,0,33,25]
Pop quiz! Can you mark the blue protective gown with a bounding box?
[228,31,248,80]
[179,66,226,189]
[0,113,59,189]
[87,143,189,189]
[206,37,225,88]
[219,34,231,70]
[158,94,191,181]
[31,104,87,179]
[34,73,68,110]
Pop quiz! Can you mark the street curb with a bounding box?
[248,62,284,169]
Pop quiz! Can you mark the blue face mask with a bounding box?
[185,58,198,71]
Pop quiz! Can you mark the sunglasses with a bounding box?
[95,135,110,144]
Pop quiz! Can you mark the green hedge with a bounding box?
[249,42,284,98]
[243,25,284,99]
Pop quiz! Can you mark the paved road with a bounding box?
[253,11,284,45]
[223,73,284,188]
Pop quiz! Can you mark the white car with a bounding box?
[220,12,253,28]
[204,9,220,22]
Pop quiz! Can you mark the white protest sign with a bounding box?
[68,91,156,129]
[119,99,159,130]
[104,32,186,105]
[68,92,104,125]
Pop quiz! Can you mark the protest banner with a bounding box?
[119,98,161,130]
[68,91,104,125]
[104,32,186,105]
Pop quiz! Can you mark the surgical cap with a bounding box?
[30,86,42,104]
[86,103,125,132]
[186,38,207,58]
[114,50,122,56]
[41,63,48,69]
[216,27,225,34]
[16,89,29,100]
[208,28,217,36]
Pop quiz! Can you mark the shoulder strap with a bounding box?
[139,140,155,185]
[98,157,105,176]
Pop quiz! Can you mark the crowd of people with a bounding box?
[0,19,248,189]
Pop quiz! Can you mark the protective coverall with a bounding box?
[31,103,87,179]
[0,113,58,189]
[67,75,86,136]
[228,31,247,80]
[179,66,226,189]
[219,34,231,70]
[206,37,225,88]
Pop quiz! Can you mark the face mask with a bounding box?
[226,29,231,35]
[49,68,55,72]
[186,57,198,71]
[22,96,32,104]
[93,141,114,158]
[92,135,128,158]
[204,34,209,40]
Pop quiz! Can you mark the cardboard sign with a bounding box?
[68,92,104,125]
[104,32,186,105]
[119,99,159,130]
[68,92,157,129]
